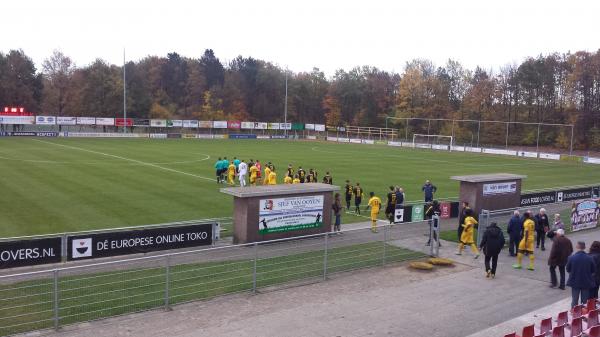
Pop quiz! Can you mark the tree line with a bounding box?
[0,48,599,150]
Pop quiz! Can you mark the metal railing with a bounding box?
[0,221,426,336]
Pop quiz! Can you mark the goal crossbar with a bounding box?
[412,134,454,151]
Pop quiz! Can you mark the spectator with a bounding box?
[534,208,549,251]
[552,214,564,231]
[458,201,470,244]
[422,180,437,202]
[548,229,573,290]
[479,222,505,278]
[566,241,596,308]
[332,193,342,233]
[395,186,405,206]
[507,210,523,257]
[589,241,600,299]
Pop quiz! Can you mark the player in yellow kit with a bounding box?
[268,167,277,185]
[263,164,271,185]
[249,164,259,186]
[514,211,536,270]
[457,208,480,258]
[292,174,300,184]
[284,175,292,184]
[227,161,236,185]
[366,192,381,233]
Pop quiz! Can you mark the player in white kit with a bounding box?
[238,160,248,187]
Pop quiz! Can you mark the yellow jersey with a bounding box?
[249,166,258,178]
[264,167,271,179]
[284,176,292,184]
[268,171,277,185]
[292,178,300,184]
[228,164,236,176]
[368,196,381,212]
[519,218,536,252]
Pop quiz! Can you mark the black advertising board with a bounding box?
[520,191,557,207]
[5,132,58,137]
[394,205,413,223]
[0,238,62,269]
[133,118,150,126]
[557,187,593,202]
[67,223,214,261]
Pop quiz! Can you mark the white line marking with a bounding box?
[33,139,216,182]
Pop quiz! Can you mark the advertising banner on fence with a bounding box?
[279,123,291,130]
[227,121,241,129]
[168,120,183,127]
[483,181,517,196]
[5,131,58,137]
[57,116,77,125]
[305,124,315,130]
[197,121,211,128]
[95,117,115,126]
[254,122,267,130]
[115,118,133,127]
[0,116,35,124]
[213,121,228,129]
[182,120,198,128]
[229,134,257,139]
[67,223,214,261]
[0,238,62,269]
[241,122,254,129]
[134,119,150,126]
[394,206,404,223]
[258,195,324,234]
[571,199,600,232]
[520,191,557,207]
[315,124,325,132]
[440,203,451,219]
[35,116,56,125]
[77,117,96,125]
[267,123,280,130]
[150,119,167,127]
[411,204,424,222]
[557,187,593,202]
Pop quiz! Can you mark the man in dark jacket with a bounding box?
[425,200,441,246]
[534,208,549,251]
[422,180,437,202]
[548,229,573,290]
[566,241,596,308]
[507,210,523,257]
[479,222,505,278]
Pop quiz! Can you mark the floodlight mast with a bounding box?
[284,68,288,137]
[123,48,127,133]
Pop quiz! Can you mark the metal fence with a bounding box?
[0,221,426,336]
[476,201,576,246]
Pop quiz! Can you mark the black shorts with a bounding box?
[355,198,362,206]
[345,194,352,201]
[216,169,220,177]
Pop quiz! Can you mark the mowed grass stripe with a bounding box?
[1,137,600,237]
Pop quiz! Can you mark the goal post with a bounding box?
[412,134,454,151]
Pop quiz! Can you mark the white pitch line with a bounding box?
[33,139,216,182]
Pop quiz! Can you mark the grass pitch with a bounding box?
[1,137,599,238]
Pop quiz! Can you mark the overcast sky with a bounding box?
[3,0,599,76]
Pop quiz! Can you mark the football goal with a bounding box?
[412,134,454,151]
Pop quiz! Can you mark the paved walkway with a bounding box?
[17,224,598,337]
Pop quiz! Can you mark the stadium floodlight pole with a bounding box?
[123,48,127,134]
[284,68,288,137]
[536,123,541,154]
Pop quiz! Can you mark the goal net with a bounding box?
[412,134,453,151]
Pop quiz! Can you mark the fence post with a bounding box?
[382,224,388,266]
[53,269,59,330]
[252,242,258,294]
[164,255,171,311]
[323,233,329,281]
